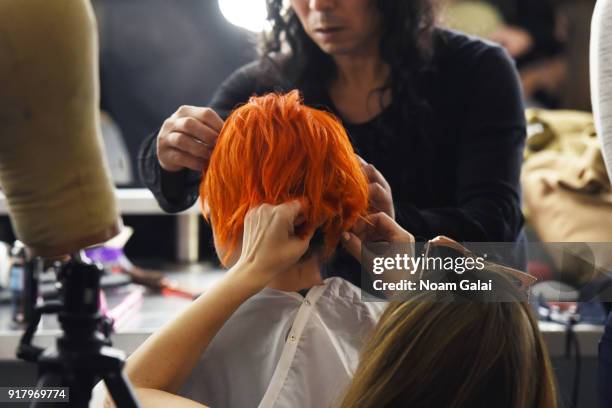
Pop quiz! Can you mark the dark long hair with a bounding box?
[261,0,438,156]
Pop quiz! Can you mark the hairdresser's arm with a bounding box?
[137,106,222,214]
[139,62,263,212]
[104,202,313,407]
[342,212,415,299]
[395,47,525,244]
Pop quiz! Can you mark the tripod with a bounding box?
[17,254,140,408]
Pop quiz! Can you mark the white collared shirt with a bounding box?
[179,277,386,408]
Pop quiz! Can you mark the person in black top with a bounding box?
[139,0,527,279]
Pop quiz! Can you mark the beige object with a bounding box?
[0,0,121,257]
[524,110,610,196]
[522,109,612,283]
[442,1,504,39]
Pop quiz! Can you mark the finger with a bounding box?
[277,200,303,227]
[167,132,213,160]
[348,217,370,240]
[294,213,306,228]
[164,148,206,172]
[355,154,367,166]
[350,213,395,243]
[341,232,362,261]
[363,165,390,190]
[172,117,219,146]
[287,220,317,257]
[174,106,224,132]
[368,212,414,243]
[368,182,388,206]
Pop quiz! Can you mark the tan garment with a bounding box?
[441,1,504,39]
[522,109,612,282]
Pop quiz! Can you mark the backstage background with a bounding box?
[0,0,600,262]
[0,2,608,406]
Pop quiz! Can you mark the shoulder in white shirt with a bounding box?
[180,277,387,408]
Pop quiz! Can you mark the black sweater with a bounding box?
[139,29,527,274]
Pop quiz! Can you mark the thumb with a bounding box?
[341,232,362,262]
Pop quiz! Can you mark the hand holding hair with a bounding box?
[341,211,414,262]
[233,201,316,290]
[157,105,224,172]
[356,155,396,220]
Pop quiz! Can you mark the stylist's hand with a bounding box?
[342,213,415,298]
[341,212,414,261]
[157,106,224,172]
[235,201,315,289]
[358,156,395,219]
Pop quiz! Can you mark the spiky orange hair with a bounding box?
[200,91,368,264]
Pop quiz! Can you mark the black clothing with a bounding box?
[488,0,564,67]
[139,29,527,275]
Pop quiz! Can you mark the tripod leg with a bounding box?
[103,370,140,408]
[30,372,63,408]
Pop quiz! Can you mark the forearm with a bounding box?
[124,263,259,394]
[105,388,208,408]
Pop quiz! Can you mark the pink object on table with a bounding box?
[99,287,144,330]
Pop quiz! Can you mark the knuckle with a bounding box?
[157,131,167,146]
[370,182,384,194]
[201,107,215,120]
[261,203,274,214]
[162,117,174,130]
[168,132,182,148]
[183,116,198,129]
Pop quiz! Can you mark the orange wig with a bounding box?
[200,91,368,264]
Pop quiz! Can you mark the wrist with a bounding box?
[225,260,269,296]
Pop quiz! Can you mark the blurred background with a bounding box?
[0,0,602,263]
[0,3,608,406]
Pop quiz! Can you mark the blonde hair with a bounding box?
[341,271,557,408]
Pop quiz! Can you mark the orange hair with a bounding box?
[200,91,368,264]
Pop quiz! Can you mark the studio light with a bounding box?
[218,0,268,32]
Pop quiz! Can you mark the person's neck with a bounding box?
[329,52,391,124]
[266,255,324,292]
[332,52,389,92]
